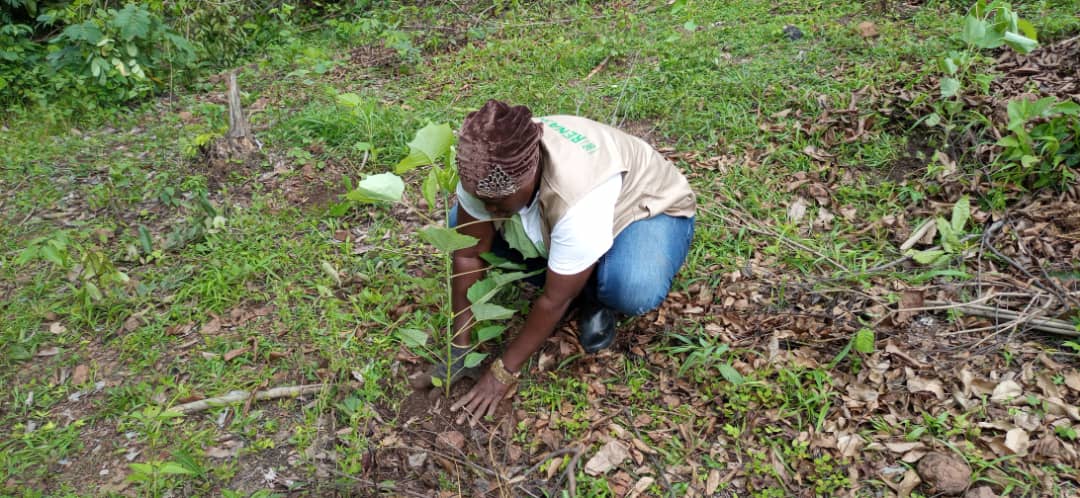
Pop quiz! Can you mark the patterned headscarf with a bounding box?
[457,100,542,199]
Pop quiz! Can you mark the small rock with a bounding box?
[782,25,804,41]
[917,452,971,495]
[436,431,465,452]
[407,452,428,469]
[965,486,998,498]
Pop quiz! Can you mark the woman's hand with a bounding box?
[451,370,515,426]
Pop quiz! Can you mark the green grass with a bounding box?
[2,0,1078,496]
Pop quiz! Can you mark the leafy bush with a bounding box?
[45,4,196,102]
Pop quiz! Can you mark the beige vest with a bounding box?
[535,116,696,248]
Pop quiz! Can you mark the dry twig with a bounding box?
[170,384,325,414]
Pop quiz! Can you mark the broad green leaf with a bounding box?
[476,325,506,343]
[158,462,197,476]
[937,217,959,252]
[15,246,37,266]
[1054,100,1080,116]
[1016,18,1037,41]
[940,77,961,98]
[503,214,546,259]
[430,376,443,387]
[395,123,455,174]
[853,328,875,354]
[463,352,488,369]
[137,226,153,254]
[480,252,527,270]
[397,328,428,348]
[912,249,946,265]
[1002,31,1038,54]
[467,277,498,306]
[418,226,478,253]
[336,92,361,108]
[718,364,744,385]
[960,16,988,46]
[941,57,958,75]
[951,196,970,233]
[84,281,104,301]
[422,168,439,211]
[924,113,941,128]
[346,173,404,204]
[683,20,698,32]
[471,303,515,321]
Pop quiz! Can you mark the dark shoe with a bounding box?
[577,302,616,353]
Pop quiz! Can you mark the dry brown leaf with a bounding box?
[584,440,630,476]
[916,452,971,495]
[885,441,925,453]
[72,364,89,385]
[991,380,1023,404]
[895,290,925,324]
[907,375,946,400]
[200,316,223,335]
[628,476,655,498]
[1064,371,1080,392]
[705,469,720,495]
[857,21,879,38]
[223,346,251,362]
[897,469,921,498]
[631,438,657,455]
[837,433,862,458]
[546,456,563,480]
[48,322,66,334]
[788,196,809,223]
[1004,428,1030,455]
[436,431,465,452]
[36,347,60,357]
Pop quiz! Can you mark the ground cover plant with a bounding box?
[1,0,1079,497]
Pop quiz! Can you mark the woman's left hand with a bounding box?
[451,370,515,426]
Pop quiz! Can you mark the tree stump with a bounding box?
[207,72,260,175]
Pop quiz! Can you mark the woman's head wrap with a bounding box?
[457,100,542,199]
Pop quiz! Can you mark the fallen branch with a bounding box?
[925,299,1078,337]
[171,384,325,414]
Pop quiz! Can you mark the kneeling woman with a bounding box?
[441,100,696,424]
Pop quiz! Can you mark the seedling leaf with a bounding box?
[503,214,545,258]
[419,226,478,253]
[476,325,505,343]
[422,168,439,211]
[854,328,875,354]
[472,303,514,321]
[346,173,404,204]
[463,352,488,369]
[395,123,455,174]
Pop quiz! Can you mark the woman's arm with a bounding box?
[450,204,494,346]
[501,265,594,372]
[452,264,594,425]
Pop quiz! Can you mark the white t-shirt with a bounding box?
[456,173,623,275]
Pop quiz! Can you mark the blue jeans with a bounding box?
[449,205,695,316]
